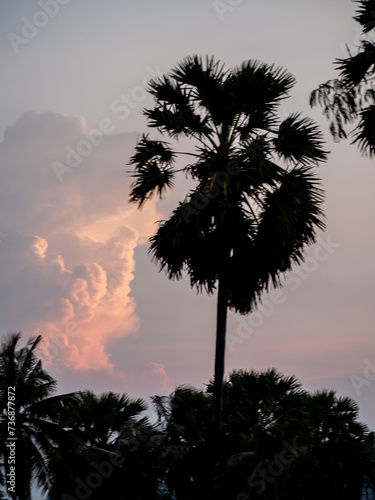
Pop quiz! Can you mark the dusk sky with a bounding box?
[1,0,374,464]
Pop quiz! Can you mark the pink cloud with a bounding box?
[0,111,161,375]
[149,362,173,392]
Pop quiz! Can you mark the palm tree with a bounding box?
[155,370,373,500]
[48,390,153,500]
[0,333,78,500]
[303,390,370,500]
[310,0,375,156]
[116,417,165,500]
[220,372,373,500]
[72,390,148,449]
[152,386,213,499]
[215,369,312,500]
[128,55,327,497]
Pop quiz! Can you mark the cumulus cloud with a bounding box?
[0,110,161,380]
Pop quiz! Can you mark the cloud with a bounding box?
[149,362,173,392]
[0,110,161,378]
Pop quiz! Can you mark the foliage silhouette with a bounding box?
[48,390,155,500]
[311,0,375,156]
[154,369,374,500]
[0,333,78,500]
[1,335,373,500]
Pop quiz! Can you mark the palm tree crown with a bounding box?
[129,55,327,314]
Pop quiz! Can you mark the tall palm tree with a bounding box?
[128,55,327,497]
[0,333,78,500]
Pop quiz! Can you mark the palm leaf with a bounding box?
[227,60,295,117]
[336,40,375,86]
[273,113,329,165]
[351,103,375,156]
[354,0,375,34]
[251,166,325,287]
[129,136,175,207]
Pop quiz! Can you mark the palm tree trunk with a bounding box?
[212,278,228,431]
[211,278,228,500]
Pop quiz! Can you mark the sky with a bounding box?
[0,0,375,489]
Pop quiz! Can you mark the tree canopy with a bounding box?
[0,334,374,500]
[130,55,328,314]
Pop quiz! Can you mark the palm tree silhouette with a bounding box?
[48,390,153,500]
[152,386,213,498]
[152,370,373,500]
[0,333,78,500]
[304,390,370,500]
[72,390,148,449]
[129,55,328,498]
[215,369,311,499]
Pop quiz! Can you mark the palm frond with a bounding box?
[310,79,358,132]
[227,60,295,116]
[167,55,229,130]
[129,161,175,207]
[129,136,176,207]
[273,113,329,165]
[354,0,375,33]
[351,103,375,156]
[250,166,325,292]
[146,67,215,139]
[336,40,375,86]
[170,55,226,92]
[145,105,213,139]
[130,135,175,166]
[311,4,375,156]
